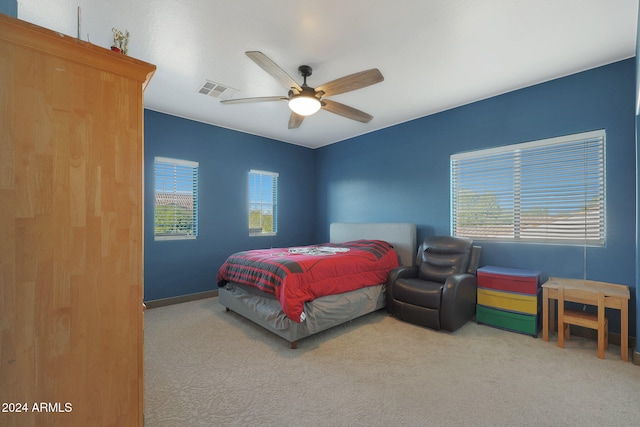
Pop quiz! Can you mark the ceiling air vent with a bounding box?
[197,80,237,101]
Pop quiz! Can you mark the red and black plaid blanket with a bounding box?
[216,240,399,322]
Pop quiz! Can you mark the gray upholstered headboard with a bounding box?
[329,223,417,267]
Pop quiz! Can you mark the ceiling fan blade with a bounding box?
[321,99,373,123]
[246,51,302,92]
[220,96,288,104]
[288,112,305,129]
[316,69,383,97]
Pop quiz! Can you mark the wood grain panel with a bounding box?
[0,15,154,426]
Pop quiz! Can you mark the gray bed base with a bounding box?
[218,222,417,348]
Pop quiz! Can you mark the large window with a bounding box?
[154,157,199,240]
[450,130,605,246]
[249,169,278,236]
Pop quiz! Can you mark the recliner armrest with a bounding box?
[440,273,478,331]
[386,266,419,311]
[386,265,419,286]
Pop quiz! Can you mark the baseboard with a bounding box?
[145,290,218,309]
[565,325,636,356]
[634,350,640,366]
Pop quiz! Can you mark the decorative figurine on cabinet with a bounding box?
[111,27,129,54]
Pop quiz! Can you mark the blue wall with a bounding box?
[0,0,17,17]
[144,111,316,301]
[635,6,640,358]
[316,59,636,336]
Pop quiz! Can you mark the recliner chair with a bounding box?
[386,236,481,332]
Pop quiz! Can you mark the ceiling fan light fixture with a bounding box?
[224,52,382,128]
[288,94,321,116]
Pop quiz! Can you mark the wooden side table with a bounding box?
[542,277,630,361]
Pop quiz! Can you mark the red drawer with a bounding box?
[477,266,540,295]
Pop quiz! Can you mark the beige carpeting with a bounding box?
[144,297,640,426]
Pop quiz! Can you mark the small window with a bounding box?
[451,130,605,246]
[249,170,278,236]
[154,157,199,240]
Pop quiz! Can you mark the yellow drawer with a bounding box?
[477,288,537,315]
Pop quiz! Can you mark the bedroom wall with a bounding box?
[315,58,637,337]
[635,6,640,360]
[1,0,17,17]
[144,111,316,301]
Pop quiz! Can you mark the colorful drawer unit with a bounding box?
[476,266,541,337]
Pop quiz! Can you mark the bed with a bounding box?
[217,222,416,348]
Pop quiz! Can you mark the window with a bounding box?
[154,157,199,240]
[451,130,605,246]
[249,170,278,236]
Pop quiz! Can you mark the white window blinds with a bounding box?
[154,157,199,240]
[249,170,278,236]
[451,130,605,245]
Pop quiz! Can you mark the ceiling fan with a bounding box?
[221,51,384,129]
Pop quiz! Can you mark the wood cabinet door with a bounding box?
[0,16,155,426]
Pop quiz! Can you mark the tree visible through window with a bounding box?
[450,130,605,245]
[154,157,199,240]
[249,170,278,236]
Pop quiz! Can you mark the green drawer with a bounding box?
[476,305,538,337]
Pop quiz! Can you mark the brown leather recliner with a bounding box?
[386,236,481,332]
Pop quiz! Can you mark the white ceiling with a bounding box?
[18,0,639,149]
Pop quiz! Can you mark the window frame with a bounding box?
[450,130,606,246]
[154,156,199,241]
[248,169,279,237]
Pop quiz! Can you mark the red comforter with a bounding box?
[216,240,399,322]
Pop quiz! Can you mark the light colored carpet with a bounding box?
[144,297,640,426]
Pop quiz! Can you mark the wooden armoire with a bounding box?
[0,15,155,426]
